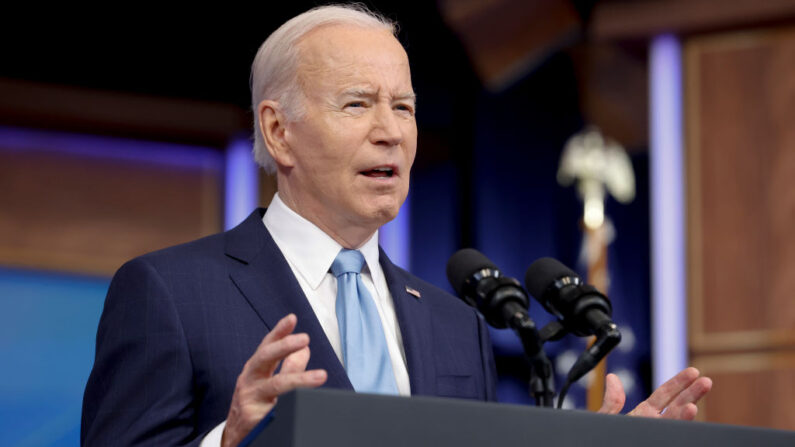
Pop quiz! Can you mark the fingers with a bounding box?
[281,346,311,374]
[257,368,327,397]
[247,332,310,377]
[644,367,701,411]
[260,347,326,396]
[223,315,327,447]
[662,376,712,420]
[668,403,698,421]
[597,373,626,415]
[245,314,308,377]
[258,313,298,349]
[628,368,713,420]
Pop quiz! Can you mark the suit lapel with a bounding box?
[224,209,353,391]
[380,248,437,396]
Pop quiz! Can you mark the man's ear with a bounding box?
[258,100,295,168]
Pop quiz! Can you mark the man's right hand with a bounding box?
[222,314,328,447]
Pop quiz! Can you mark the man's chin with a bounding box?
[376,199,406,222]
[361,194,405,220]
[348,206,398,233]
[367,207,399,227]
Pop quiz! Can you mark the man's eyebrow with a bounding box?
[339,88,416,102]
[340,87,377,97]
[393,92,417,103]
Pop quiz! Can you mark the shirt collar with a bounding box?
[263,193,384,293]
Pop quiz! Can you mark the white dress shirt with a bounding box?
[202,194,410,445]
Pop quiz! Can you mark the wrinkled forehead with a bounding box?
[295,24,412,93]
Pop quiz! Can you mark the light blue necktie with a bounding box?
[332,249,399,395]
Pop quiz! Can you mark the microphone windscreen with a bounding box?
[525,257,578,298]
[446,248,498,295]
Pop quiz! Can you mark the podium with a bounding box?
[249,388,795,446]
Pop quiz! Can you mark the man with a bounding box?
[82,4,711,446]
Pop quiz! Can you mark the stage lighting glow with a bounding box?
[224,137,259,230]
[650,34,687,387]
[379,194,411,270]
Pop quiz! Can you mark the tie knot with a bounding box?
[331,249,365,277]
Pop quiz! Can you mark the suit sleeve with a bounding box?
[476,312,498,401]
[81,257,206,446]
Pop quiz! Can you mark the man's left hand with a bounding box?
[598,367,713,420]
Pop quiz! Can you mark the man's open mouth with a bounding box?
[360,167,395,178]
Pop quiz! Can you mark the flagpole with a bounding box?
[557,126,634,411]
[585,222,609,411]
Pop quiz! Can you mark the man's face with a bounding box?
[279,25,417,243]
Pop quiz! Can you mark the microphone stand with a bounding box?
[502,305,555,407]
[537,318,622,408]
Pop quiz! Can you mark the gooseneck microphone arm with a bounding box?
[525,257,622,408]
[501,302,556,407]
[447,249,555,407]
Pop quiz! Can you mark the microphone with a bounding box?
[525,257,621,395]
[447,248,555,407]
[525,257,617,338]
[446,248,529,330]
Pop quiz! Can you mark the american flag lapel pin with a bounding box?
[405,286,421,299]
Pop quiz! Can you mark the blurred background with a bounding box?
[1,0,794,445]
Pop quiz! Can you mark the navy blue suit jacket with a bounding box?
[81,209,497,445]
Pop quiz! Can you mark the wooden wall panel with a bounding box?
[592,0,795,41]
[0,79,249,147]
[687,27,795,353]
[0,142,222,276]
[693,353,795,430]
[686,27,795,430]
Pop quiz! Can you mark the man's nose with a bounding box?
[370,103,403,147]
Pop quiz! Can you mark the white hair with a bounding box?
[250,4,397,173]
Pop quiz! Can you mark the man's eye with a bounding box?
[345,102,365,108]
[395,104,415,114]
